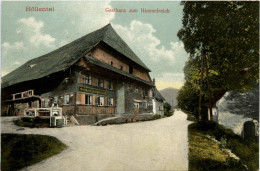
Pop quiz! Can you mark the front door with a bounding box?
[134,102,139,114]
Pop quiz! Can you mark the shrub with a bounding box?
[153,114,161,119]
[14,117,50,128]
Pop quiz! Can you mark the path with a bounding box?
[1,111,192,171]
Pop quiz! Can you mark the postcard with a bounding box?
[1,1,259,171]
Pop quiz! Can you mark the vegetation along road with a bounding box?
[1,111,192,171]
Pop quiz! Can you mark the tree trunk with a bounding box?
[204,52,213,121]
[198,53,204,121]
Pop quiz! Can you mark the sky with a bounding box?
[1,1,189,90]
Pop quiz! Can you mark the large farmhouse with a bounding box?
[1,24,160,124]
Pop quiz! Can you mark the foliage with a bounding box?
[14,117,50,128]
[177,1,259,119]
[164,110,173,117]
[182,110,197,121]
[164,102,173,117]
[1,134,67,171]
[189,122,259,171]
[153,114,161,120]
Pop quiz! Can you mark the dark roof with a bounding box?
[155,88,165,101]
[2,24,150,88]
[85,56,154,86]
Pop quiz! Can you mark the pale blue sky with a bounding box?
[1,1,189,89]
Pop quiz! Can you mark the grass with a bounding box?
[188,121,259,171]
[1,133,67,171]
[14,117,50,128]
[182,110,197,121]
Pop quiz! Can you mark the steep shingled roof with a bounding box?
[155,88,165,101]
[2,24,150,88]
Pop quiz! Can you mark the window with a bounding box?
[108,98,114,106]
[44,98,49,107]
[108,81,113,90]
[127,83,130,91]
[135,85,139,93]
[64,95,70,105]
[134,102,139,108]
[85,95,92,105]
[84,75,91,85]
[129,66,133,74]
[143,102,148,109]
[28,101,32,108]
[120,65,123,70]
[144,89,148,96]
[111,61,113,66]
[98,97,104,106]
[98,78,104,88]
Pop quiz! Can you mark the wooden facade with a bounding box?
[1,24,157,124]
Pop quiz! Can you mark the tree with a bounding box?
[177,1,259,120]
[178,1,259,91]
[164,102,172,117]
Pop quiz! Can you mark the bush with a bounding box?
[153,114,161,119]
[164,110,173,117]
[14,117,50,128]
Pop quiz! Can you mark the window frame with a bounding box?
[108,97,114,106]
[98,78,104,88]
[85,94,93,105]
[135,85,139,93]
[108,81,113,90]
[97,96,104,106]
[82,75,91,85]
[64,94,70,105]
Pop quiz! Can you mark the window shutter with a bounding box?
[131,83,134,92]
[92,96,95,105]
[93,77,97,86]
[89,76,92,85]
[104,97,108,106]
[95,96,98,106]
[81,94,85,104]
[90,95,93,105]
[104,80,107,89]
[76,93,81,105]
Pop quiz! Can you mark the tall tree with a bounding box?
[177,1,259,119]
[178,1,259,91]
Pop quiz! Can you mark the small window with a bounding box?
[120,65,123,70]
[64,95,70,105]
[108,98,114,106]
[98,78,104,88]
[44,98,49,107]
[111,61,113,66]
[129,66,133,74]
[134,102,139,108]
[84,75,91,85]
[127,83,130,91]
[135,85,139,93]
[143,102,148,109]
[108,81,113,90]
[98,97,104,106]
[85,95,92,105]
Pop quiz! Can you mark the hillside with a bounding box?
[159,88,179,107]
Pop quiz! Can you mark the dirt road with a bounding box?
[1,111,191,171]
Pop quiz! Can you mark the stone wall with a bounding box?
[76,106,115,115]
